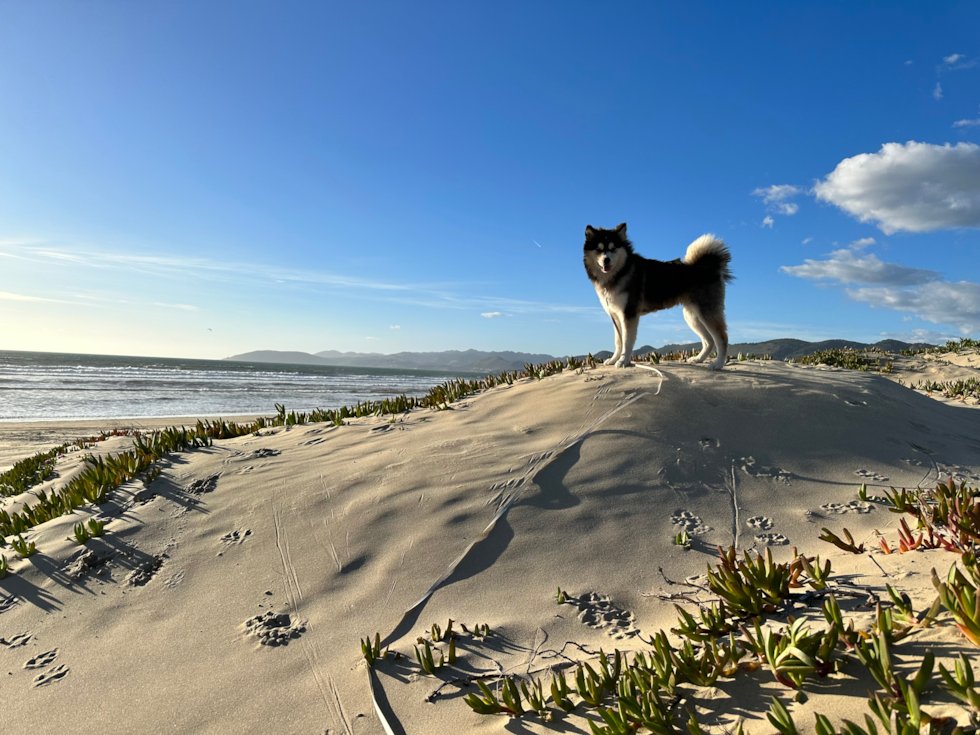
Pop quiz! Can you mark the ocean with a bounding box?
[0,350,475,422]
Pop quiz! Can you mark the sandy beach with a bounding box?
[3,351,980,734]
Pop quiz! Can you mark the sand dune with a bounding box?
[2,357,980,734]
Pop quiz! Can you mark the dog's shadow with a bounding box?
[520,441,583,510]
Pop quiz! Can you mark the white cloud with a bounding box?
[801,237,813,245]
[879,328,961,344]
[481,312,503,318]
[762,216,774,229]
[953,108,980,127]
[752,184,802,203]
[152,302,198,311]
[905,60,913,66]
[0,290,71,304]
[812,141,980,233]
[934,83,944,100]
[941,54,977,70]
[780,249,938,286]
[782,249,980,334]
[849,237,876,250]
[753,184,801,219]
[389,325,401,329]
[847,280,980,334]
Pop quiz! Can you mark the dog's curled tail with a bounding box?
[683,234,734,282]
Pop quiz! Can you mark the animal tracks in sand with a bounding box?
[243,611,307,647]
[24,649,58,669]
[738,456,792,482]
[820,501,874,514]
[1,632,33,648]
[754,532,789,546]
[0,594,20,614]
[125,555,165,586]
[854,469,889,482]
[566,592,639,640]
[746,516,773,531]
[32,664,69,688]
[220,529,252,545]
[671,510,711,536]
[186,473,222,494]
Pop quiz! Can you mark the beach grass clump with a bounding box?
[71,519,104,545]
[0,554,9,579]
[10,535,36,558]
[791,347,893,373]
[0,443,72,497]
[903,377,980,402]
[901,336,980,356]
[360,633,390,667]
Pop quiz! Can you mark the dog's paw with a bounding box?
[686,356,704,364]
[603,357,619,366]
[614,358,632,368]
[708,361,725,371]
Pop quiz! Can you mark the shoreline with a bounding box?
[0,414,265,472]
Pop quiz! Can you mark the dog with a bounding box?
[583,223,734,370]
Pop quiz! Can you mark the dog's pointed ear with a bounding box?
[585,225,596,239]
[615,222,627,237]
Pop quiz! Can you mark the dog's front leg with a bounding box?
[614,316,639,368]
[603,314,623,365]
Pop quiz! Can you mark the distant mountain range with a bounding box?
[224,349,556,373]
[225,339,933,374]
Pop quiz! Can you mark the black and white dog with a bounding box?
[583,223,734,370]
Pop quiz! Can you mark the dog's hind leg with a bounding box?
[683,306,714,364]
[604,314,624,366]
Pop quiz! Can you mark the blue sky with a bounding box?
[1,2,979,360]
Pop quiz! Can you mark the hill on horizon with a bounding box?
[226,338,934,374]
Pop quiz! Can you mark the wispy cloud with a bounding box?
[762,216,774,229]
[153,302,199,311]
[933,82,944,100]
[0,291,74,304]
[481,312,504,318]
[953,106,980,127]
[0,240,598,318]
[389,325,401,329]
[782,247,980,334]
[753,184,802,218]
[752,185,802,203]
[879,328,960,345]
[781,249,938,286]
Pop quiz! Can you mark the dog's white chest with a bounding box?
[595,283,627,314]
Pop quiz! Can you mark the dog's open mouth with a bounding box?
[601,264,611,272]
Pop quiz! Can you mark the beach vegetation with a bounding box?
[0,554,9,579]
[791,347,893,372]
[11,535,36,558]
[414,638,445,675]
[360,633,389,667]
[903,377,980,402]
[818,527,865,554]
[900,336,980,356]
[674,530,691,549]
[72,522,91,544]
